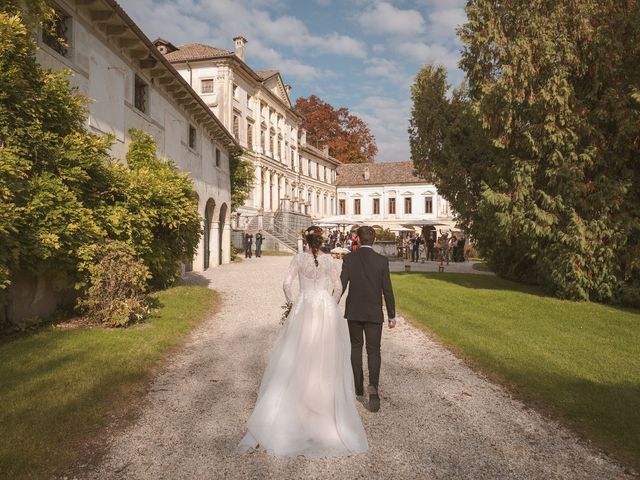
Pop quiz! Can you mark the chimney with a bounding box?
[364,166,370,181]
[322,145,329,158]
[233,36,247,61]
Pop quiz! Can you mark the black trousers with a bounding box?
[412,247,419,262]
[347,320,383,394]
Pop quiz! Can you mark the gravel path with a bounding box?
[87,256,630,480]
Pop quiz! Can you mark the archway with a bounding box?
[204,199,216,270]
[218,202,228,266]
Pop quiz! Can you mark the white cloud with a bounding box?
[250,40,328,81]
[364,58,412,85]
[358,2,426,37]
[428,8,467,38]
[403,42,460,70]
[355,96,413,161]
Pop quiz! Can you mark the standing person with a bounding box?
[239,226,368,457]
[427,233,436,261]
[451,235,458,263]
[244,231,253,258]
[340,226,396,413]
[255,230,264,258]
[411,234,422,262]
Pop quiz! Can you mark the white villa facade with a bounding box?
[36,0,240,272]
[335,162,455,231]
[155,37,339,222]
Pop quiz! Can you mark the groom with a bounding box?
[340,226,396,412]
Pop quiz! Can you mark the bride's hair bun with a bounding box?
[305,226,324,267]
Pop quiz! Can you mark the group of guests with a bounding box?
[404,230,467,263]
[243,230,264,258]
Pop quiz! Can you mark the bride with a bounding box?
[238,226,368,457]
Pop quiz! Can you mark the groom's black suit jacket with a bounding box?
[340,247,395,323]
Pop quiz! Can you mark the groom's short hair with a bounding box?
[357,226,375,245]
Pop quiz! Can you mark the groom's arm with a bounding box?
[382,258,396,320]
[340,257,349,299]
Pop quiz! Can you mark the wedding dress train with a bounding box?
[238,253,368,457]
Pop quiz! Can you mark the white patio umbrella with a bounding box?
[402,219,449,226]
[390,226,415,232]
[331,247,350,254]
[315,215,363,225]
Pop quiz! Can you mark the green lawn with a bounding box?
[392,272,640,467]
[0,286,218,480]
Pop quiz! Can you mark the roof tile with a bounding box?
[164,43,233,62]
[336,161,423,186]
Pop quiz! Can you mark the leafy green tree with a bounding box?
[410,1,640,305]
[111,129,202,288]
[1,5,203,329]
[230,150,254,212]
[0,5,113,299]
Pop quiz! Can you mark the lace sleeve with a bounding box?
[283,255,299,304]
[330,257,343,304]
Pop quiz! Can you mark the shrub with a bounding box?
[76,241,151,327]
[375,228,397,241]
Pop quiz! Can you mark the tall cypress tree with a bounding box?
[410,0,640,305]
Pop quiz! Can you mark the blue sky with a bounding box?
[118,0,467,162]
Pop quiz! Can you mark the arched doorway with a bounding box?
[204,199,216,270]
[218,203,228,266]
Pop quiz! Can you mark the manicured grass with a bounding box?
[0,286,219,480]
[392,273,640,467]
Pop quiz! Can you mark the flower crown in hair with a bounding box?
[306,227,323,236]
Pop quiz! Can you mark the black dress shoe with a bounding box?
[367,385,380,412]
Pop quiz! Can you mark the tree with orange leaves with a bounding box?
[295,95,377,164]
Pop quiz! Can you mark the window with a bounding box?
[261,128,266,149]
[404,197,412,214]
[425,196,433,214]
[316,163,320,179]
[354,199,361,215]
[201,79,214,94]
[269,133,274,155]
[373,198,380,215]
[247,123,253,148]
[134,75,148,113]
[233,115,239,140]
[215,148,221,167]
[42,9,71,57]
[188,125,196,149]
[389,197,396,214]
[339,199,346,215]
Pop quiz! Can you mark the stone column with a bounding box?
[273,172,280,211]
[222,222,231,264]
[263,169,271,213]
[255,164,263,209]
[211,221,220,267]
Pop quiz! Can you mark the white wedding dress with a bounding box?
[238,252,368,457]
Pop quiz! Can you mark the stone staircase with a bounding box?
[240,211,308,253]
